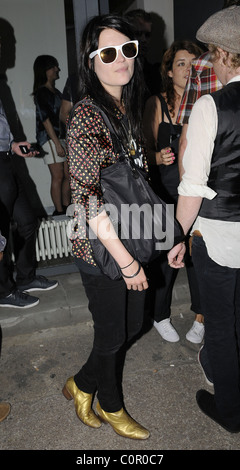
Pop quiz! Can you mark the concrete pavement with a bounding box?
[0,264,239,460]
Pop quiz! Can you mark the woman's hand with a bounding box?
[89,210,149,291]
[55,141,66,158]
[167,242,186,268]
[156,146,175,166]
[121,259,149,291]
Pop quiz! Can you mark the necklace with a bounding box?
[128,132,136,156]
[122,117,136,157]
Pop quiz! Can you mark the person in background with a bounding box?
[33,55,70,216]
[0,100,58,308]
[143,40,203,343]
[59,73,79,125]
[63,14,150,440]
[125,9,162,97]
[168,5,240,433]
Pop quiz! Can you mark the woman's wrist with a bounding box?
[120,258,135,270]
[120,260,141,278]
[155,152,162,165]
[54,140,62,148]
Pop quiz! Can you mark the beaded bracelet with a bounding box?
[121,261,141,278]
[120,258,135,270]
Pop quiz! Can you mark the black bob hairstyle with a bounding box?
[77,14,146,142]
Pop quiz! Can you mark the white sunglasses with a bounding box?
[89,40,138,64]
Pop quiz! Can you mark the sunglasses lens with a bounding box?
[98,42,137,64]
[122,42,137,58]
[100,47,117,64]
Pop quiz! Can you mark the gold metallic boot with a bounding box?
[0,402,11,422]
[62,377,101,428]
[96,401,150,439]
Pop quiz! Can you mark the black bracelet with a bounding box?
[121,261,141,278]
[120,258,135,270]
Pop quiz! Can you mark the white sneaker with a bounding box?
[186,320,204,344]
[153,318,180,342]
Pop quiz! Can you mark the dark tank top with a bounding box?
[153,95,182,204]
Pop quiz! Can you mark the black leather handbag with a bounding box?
[69,101,184,280]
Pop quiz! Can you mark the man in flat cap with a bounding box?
[177,0,240,178]
[168,5,240,433]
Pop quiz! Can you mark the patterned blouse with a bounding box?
[66,96,147,267]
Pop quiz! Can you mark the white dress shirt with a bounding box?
[178,76,240,268]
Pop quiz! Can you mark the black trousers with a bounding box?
[74,265,145,412]
[0,154,37,297]
[192,235,240,428]
[147,167,201,321]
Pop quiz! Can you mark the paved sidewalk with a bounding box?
[0,267,239,461]
[0,264,191,338]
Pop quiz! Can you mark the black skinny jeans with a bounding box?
[147,166,201,322]
[0,154,37,297]
[74,266,146,412]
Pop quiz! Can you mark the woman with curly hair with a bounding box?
[144,40,202,201]
[143,40,204,344]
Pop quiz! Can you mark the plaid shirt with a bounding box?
[176,52,222,125]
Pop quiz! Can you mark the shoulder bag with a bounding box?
[68,100,184,280]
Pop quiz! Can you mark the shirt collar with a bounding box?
[227,75,240,84]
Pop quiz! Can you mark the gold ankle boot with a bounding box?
[62,377,101,428]
[96,401,150,440]
[0,402,11,422]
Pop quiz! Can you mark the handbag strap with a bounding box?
[158,94,178,137]
[68,98,128,158]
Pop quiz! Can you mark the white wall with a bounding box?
[0,0,68,212]
[143,0,174,63]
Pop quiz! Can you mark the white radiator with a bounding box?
[36,217,72,261]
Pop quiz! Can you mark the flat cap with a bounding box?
[196,5,240,54]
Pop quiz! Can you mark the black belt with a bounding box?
[0,151,11,157]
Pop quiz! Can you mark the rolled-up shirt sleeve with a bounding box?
[178,94,218,200]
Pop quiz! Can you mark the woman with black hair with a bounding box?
[62,14,150,440]
[33,55,70,215]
